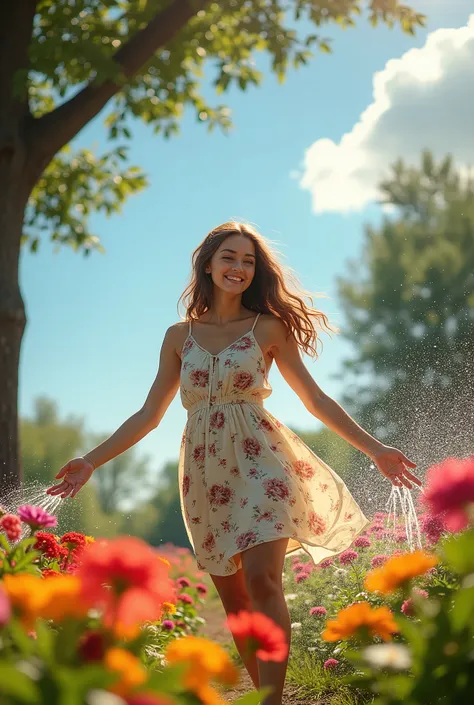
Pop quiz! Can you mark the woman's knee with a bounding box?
[210,569,252,612]
[244,567,282,602]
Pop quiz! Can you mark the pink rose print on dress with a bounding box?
[202,531,216,552]
[192,444,206,465]
[258,418,274,433]
[308,511,326,536]
[210,411,225,429]
[208,441,217,456]
[221,520,231,532]
[190,369,209,387]
[293,459,316,480]
[230,466,241,477]
[233,371,255,391]
[182,474,191,496]
[236,530,259,550]
[209,484,234,506]
[242,437,262,459]
[182,338,194,356]
[191,516,201,524]
[230,336,253,351]
[263,478,290,502]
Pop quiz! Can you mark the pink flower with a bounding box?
[177,576,191,588]
[177,593,194,605]
[401,599,414,616]
[195,582,208,595]
[17,505,57,530]
[318,558,334,569]
[422,455,474,532]
[414,588,428,599]
[419,512,446,545]
[308,511,326,536]
[324,659,339,670]
[371,554,388,568]
[162,619,175,630]
[339,549,358,565]
[292,460,316,480]
[233,371,255,391]
[295,573,308,583]
[354,536,371,548]
[310,606,327,617]
[0,514,22,542]
[0,585,11,626]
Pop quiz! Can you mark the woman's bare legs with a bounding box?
[241,538,291,705]
[209,564,260,689]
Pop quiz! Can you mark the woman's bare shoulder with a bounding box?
[164,321,190,357]
[256,314,287,350]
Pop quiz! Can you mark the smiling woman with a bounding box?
[47,220,420,705]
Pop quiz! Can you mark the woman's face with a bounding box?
[206,234,256,294]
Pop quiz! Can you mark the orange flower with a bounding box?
[225,610,289,662]
[2,575,44,629]
[322,602,398,642]
[165,636,239,692]
[364,550,438,595]
[162,601,176,615]
[3,574,87,628]
[77,536,176,635]
[104,647,147,697]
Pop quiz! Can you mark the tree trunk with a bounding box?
[0,179,27,493]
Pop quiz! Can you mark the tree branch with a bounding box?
[31,0,209,171]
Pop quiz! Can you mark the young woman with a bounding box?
[47,221,421,705]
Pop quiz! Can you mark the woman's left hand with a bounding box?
[368,444,422,489]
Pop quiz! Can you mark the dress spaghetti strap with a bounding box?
[188,319,192,336]
[251,312,261,332]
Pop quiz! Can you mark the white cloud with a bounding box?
[299,14,474,214]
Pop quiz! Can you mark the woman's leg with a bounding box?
[209,567,260,689]
[241,538,291,705]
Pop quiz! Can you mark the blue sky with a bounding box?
[19,0,471,476]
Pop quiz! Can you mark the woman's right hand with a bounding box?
[46,457,95,499]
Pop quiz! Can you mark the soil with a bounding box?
[198,597,315,704]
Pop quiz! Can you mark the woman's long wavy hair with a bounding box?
[177,222,339,359]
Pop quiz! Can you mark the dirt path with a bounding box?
[198,597,314,704]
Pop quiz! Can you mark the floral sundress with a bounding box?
[178,313,369,576]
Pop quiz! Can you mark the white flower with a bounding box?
[307,646,317,652]
[356,592,368,599]
[291,622,302,630]
[363,644,412,671]
[335,568,347,578]
[333,647,342,655]
[327,594,334,599]
[304,599,312,605]
[284,593,297,601]
[87,691,126,705]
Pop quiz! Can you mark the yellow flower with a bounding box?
[104,647,147,697]
[84,536,95,544]
[162,601,177,615]
[322,602,398,642]
[364,550,438,595]
[157,555,171,568]
[165,636,239,691]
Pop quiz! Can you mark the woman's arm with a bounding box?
[269,319,421,489]
[83,324,182,470]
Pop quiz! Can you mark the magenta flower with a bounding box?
[162,619,175,630]
[401,598,414,616]
[0,585,11,626]
[371,554,388,568]
[339,549,358,565]
[422,455,474,532]
[353,536,371,548]
[17,505,57,530]
[419,512,446,545]
[295,572,309,583]
[324,659,339,670]
[177,593,194,605]
[318,558,334,569]
[195,582,208,595]
[310,606,327,617]
[176,576,191,588]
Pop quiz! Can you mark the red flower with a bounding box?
[318,558,334,569]
[230,336,253,351]
[292,460,316,480]
[233,371,254,391]
[258,418,274,433]
[195,583,208,595]
[242,437,262,458]
[78,630,108,662]
[41,569,61,578]
[34,532,61,559]
[178,593,194,605]
[192,445,205,465]
[422,455,474,531]
[209,484,233,506]
[0,514,22,542]
[226,610,288,662]
[189,369,209,388]
[77,536,176,637]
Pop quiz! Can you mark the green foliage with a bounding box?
[344,528,474,705]
[335,151,474,460]
[22,0,425,254]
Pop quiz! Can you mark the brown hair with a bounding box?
[177,221,338,358]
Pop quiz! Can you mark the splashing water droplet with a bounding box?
[386,485,423,551]
[0,481,65,539]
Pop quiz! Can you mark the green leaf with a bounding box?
[451,586,474,631]
[0,664,39,702]
[0,534,11,552]
[233,687,273,705]
[441,531,474,575]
